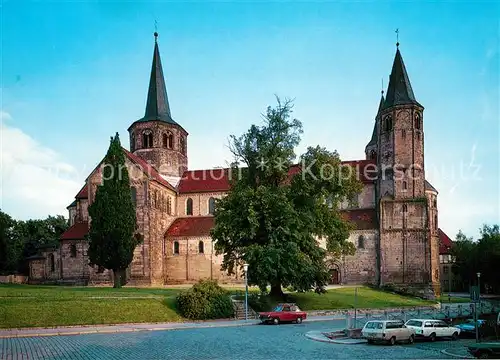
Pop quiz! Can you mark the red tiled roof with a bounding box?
[177,159,377,194]
[340,208,378,230]
[60,221,89,240]
[439,228,453,254]
[75,184,88,199]
[123,148,176,191]
[166,216,214,237]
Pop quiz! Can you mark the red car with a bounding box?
[258,303,307,324]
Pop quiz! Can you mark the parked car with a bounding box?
[455,319,486,336]
[258,303,307,324]
[467,342,500,359]
[404,319,460,341]
[361,320,416,345]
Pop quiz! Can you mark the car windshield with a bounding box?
[364,322,383,329]
[406,320,423,327]
[273,305,283,312]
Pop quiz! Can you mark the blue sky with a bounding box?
[1,1,498,240]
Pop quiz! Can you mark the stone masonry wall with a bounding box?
[164,235,240,284]
[177,192,226,217]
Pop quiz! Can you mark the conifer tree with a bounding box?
[87,133,142,288]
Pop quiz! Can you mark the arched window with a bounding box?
[49,253,55,272]
[403,204,408,212]
[131,135,136,152]
[358,235,365,249]
[186,198,193,215]
[198,241,204,254]
[208,197,216,215]
[166,196,172,215]
[162,133,173,149]
[180,137,186,155]
[384,115,393,132]
[402,129,406,139]
[403,181,407,190]
[142,130,153,148]
[415,114,421,130]
[173,241,180,255]
[70,244,77,258]
[131,186,137,206]
[433,198,437,208]
[434,214,438,230]
[370,150,376,160]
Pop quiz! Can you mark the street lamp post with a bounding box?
[243,263,249,321]
[475,272,481,343]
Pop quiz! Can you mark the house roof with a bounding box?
[425,180,438,194]
[166,216,214,237]
[75,184,88,199]
[340,209,378,230]
[165,208,377,238]
[177,160,377,194]
[66,199,77,209]
[123,148,176,191]
[439,228,453,254]
[60,221,89,241]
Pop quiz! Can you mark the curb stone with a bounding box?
[305,331,367,345]
[440,349,473,359]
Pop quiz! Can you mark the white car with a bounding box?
[404,319,460,341]
[362,320,416,345]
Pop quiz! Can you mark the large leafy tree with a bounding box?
[451,225,500,293]
[0,210,68,274]
[210,97,361,296]
[87,133,142,288]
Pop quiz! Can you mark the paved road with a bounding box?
[1,320,473,359]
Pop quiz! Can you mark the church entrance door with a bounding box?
[329,269,340,285]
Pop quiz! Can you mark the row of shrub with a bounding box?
[176,280,235,320]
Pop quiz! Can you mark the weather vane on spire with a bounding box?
[381,78,384,95]
[154,20,158,41]
[395,28,399,47]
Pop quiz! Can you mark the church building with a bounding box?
[28,32,446,297]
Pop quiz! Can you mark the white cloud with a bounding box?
[0,111,83,220]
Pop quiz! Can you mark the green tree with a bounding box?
[0,211,68,274]
[210,97,361,297]
[87,133,142,288]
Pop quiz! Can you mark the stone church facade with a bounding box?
[28,33,445,297]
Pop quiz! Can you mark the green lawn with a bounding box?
[0,284,437,329]
[0,284,187,328]
[438,294,471,303]
[287,287,436,311]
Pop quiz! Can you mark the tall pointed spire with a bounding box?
[383,46,422,109]
[366,92,385,149]
[139,32,178,125]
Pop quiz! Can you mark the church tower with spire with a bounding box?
[376,43,440,297]
[128,32,188,183]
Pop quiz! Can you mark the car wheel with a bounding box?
[451,332,459,341]
[296,317,302,324]
[478,351,490,359]
[273,318,279,325]
[389,336,396,346]
[408,335,414,344]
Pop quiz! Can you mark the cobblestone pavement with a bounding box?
[1,320,474,359]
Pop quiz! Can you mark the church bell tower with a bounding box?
[376,42,440,298]
[128,32,188,181]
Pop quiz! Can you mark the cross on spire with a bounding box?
[395,28,399,47]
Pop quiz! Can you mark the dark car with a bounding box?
[258,303,307,325]
[456,319,486,336]
[467,342,500,359]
